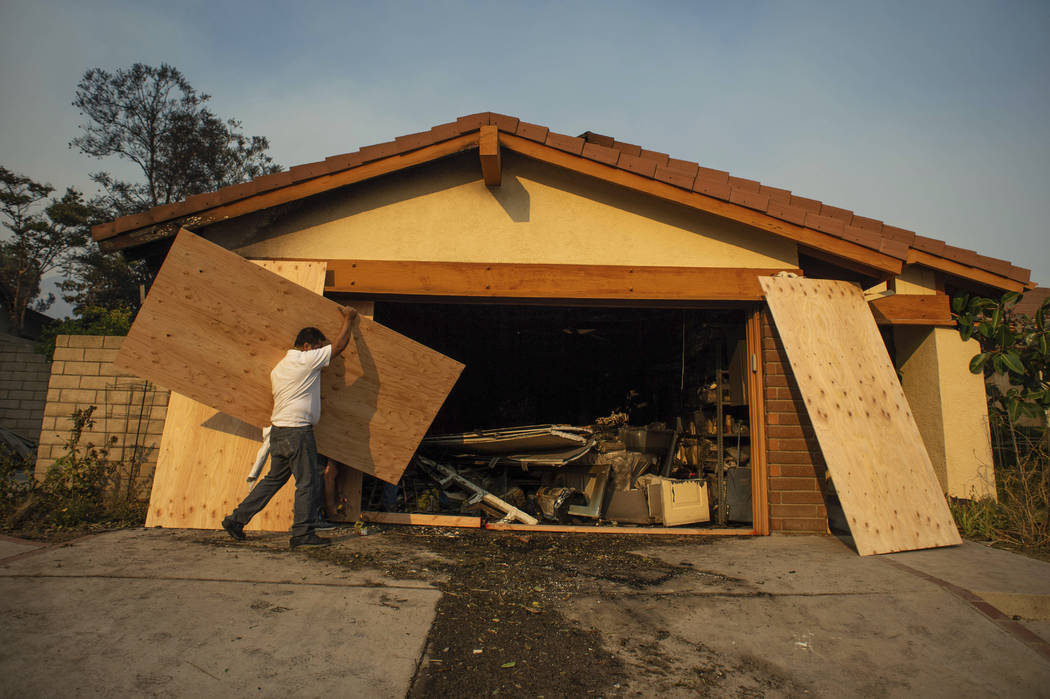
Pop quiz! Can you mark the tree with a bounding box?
[0,168,92,334]
[71,63,280,216]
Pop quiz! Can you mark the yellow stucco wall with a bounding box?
[216,151,798,269]
[895,326,996,499]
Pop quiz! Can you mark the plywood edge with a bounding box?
[483,523,754,535]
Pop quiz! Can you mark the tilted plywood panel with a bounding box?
[147,260,326,531]
[119,230,463,487]
[760,276,961,555]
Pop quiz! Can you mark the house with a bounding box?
[89,112,1034,538]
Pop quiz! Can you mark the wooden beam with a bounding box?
[483,523,753,535]
[907,249,1030,293]
[479,124,501,186]
[869,293,953,326]
[499,133,904,277]
[745,309,770,535]
[323,260,800,301]
[360,512,483,528]
[97,133,481,252]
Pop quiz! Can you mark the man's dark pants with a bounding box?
[229,425,321,539]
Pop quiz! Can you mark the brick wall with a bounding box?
[36,335,169,496]
[761,310,838,533]
[0,333,51,444]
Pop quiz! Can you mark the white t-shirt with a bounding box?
[269,345,332,427]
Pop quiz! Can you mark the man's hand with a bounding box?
[331,304,356,356]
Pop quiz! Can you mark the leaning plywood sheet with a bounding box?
[760,276,961,555]
[146,260,326,531]
[117,229,463,485]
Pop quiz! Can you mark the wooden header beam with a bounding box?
[869,293,954,326]
[479,125,501,186]
[322,259,801,301]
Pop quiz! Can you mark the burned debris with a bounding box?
[359,300,757,530]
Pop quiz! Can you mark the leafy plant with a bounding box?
[951,291,1050,423]
[36,306,133,362]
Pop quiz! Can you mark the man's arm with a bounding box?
[330,305,356,357]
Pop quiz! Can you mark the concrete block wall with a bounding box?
[36,335,169,496]
[0,333,51,444]
[761,311,836,533]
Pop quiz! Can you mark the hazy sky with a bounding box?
[2,0,1048,316]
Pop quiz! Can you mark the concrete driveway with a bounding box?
[1,529,1048,697]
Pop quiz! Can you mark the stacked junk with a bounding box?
[397,406,753,528]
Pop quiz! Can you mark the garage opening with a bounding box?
[351,299,757,531]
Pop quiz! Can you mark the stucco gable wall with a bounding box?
[210,152,798,269]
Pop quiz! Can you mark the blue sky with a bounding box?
[2,0,1048,315]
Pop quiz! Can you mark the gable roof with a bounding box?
[92,112,1033,292]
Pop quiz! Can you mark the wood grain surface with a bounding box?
[760,276,961,555]
[119,230,463,488]
[146,260,327,531]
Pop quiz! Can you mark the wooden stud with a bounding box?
[483,523,753,535]
[360,512,482,528]
[479,124,502,186]
[323,259,799,301]
[745,308,770,535]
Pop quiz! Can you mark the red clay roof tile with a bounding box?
[581,142,620,167]
[850,215,884,232]
[759,185,791,205]
[618,153,659,178]
[881,225,916,245]
[395,131,436,150]
[665,157,699,177]
[612,141,642,157]
[580,131,615,147]
[728,176,760,193]
[287,161,331,183]
[697,166,729,183]
[489,113,520,132]
[545,132,585,155]
[654,165,695,189]
[819,204,853,222]
[912,235,946,255]
[790,195,822,214]
[639,149,669,166]
[766,201,808,226]
[805,211,846,237]
[358,140,403,163]
[325,152,365,170]
[729,188,770,212]
[94,112,1030,287]
[430,122,462,141]
[516,121,549,142]
[693,175,731,200]
[456,113,491,131]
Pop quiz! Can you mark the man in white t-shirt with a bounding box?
[222,305,356,548]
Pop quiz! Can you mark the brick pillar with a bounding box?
[761,310,837,533]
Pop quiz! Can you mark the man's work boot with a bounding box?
[289,532,331,550]
[222,516,246,541]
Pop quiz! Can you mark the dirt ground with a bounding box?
[193,528,805,697]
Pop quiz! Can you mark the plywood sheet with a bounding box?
[146,260,326,531]
[120,229,463,487]
[760,276,961,555]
